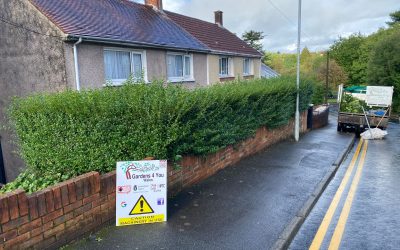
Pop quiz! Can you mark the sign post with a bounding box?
[116,160,167,226]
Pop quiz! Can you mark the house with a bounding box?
[0,0,262,182]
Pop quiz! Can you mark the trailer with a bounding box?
[337,85,394,136]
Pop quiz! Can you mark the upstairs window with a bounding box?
[104,49,145,85]
[219,57,232,77]
[167,53,193,82]
[243,58,253,75]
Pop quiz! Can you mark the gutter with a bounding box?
[209,49,263,58]
[66,35,210,54]
[73,37,83,91]
[67,35,261,58]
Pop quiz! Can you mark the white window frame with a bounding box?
[219,57,234,77]
[166,52,194,83]
[243,58,253,76]
[103,47,148,86]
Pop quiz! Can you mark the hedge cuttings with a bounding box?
[3,76,313,193]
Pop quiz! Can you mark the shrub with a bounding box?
[3,76,313,193]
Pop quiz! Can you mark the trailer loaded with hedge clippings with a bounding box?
[337,85,394,137]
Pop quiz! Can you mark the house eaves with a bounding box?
[65,35,211,54]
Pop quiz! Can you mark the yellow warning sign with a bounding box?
[129,195,154,215]
[118,214,165,226]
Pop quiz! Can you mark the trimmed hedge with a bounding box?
[3,76,313,193]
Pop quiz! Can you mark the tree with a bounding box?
[387,10,400,26]
[367,30,400,111]
[242,30,265,52]
[300,47,312,73]
[316,59,348,92]
[329,33,365,85]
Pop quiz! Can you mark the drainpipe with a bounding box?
[73,37,83,91]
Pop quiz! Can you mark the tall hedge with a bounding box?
[4,76,313,192]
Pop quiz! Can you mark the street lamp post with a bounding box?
[295,0,302,142]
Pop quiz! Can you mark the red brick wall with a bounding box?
[0,112,307,249]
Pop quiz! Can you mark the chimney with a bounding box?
[214,10,223,26]
[145,0,163,11]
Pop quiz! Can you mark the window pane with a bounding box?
[220,57,228,75]
[243,58,250,74]
[175,55,183,77]
[132,53,142,80]
[167,55,175,78]
[184,56,191,77]
[104,50,131,80]
[167,55,184,78]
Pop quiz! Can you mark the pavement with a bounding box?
[290,121,400,249]
[68,113,354,250]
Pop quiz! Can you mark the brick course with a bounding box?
[0,112,307,249]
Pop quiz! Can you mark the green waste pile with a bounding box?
[340,94,368,113]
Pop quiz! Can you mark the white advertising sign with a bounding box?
[116,160,167,226]
[366,86,394,107]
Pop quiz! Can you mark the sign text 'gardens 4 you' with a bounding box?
[116,160,167,226]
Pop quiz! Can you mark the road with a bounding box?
[290,122,400,249]
[69,115,353,250]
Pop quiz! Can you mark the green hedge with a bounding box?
[3,76,313,193]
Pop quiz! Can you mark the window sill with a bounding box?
[219,75,234,79]
[243,74,255,79]
[168,78,196,83]
[219,76,236,82]
[103,81,149,87]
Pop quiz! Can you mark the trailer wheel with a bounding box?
[355,125,361,138]
[337,123,342,132]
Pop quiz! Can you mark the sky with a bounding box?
[136,0,400,53]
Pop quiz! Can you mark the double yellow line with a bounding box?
[309,139,368,250]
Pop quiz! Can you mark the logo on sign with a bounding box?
[121,202,127,208]
[157,198,164,205]
[123,162,160,179]
[118,185,131,194]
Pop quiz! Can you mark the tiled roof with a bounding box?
[29,0,261,57]
[165,11,262,57]
[29,0,208,51]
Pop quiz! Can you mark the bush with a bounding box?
[3,76,313,193]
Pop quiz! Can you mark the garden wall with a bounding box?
[0,112,307,249]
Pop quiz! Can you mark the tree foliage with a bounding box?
[263,50,347,104]
[329,33,365,85]
[328,10,400,111]
[387,10,400,26]
[316,59,348,91]
[367,30,400,111]
[242,30,265,52]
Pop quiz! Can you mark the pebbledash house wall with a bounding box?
[207,54,262,84]
[0,112,308,250]
[0,0,70,182]
[64,43,210,89]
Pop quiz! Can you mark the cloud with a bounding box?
[151,0,400,53]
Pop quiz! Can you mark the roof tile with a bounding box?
[29,0,208,51]
[29,0,261,57]
[165,11,262,57]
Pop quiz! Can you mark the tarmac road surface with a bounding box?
[290,122,400,250]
